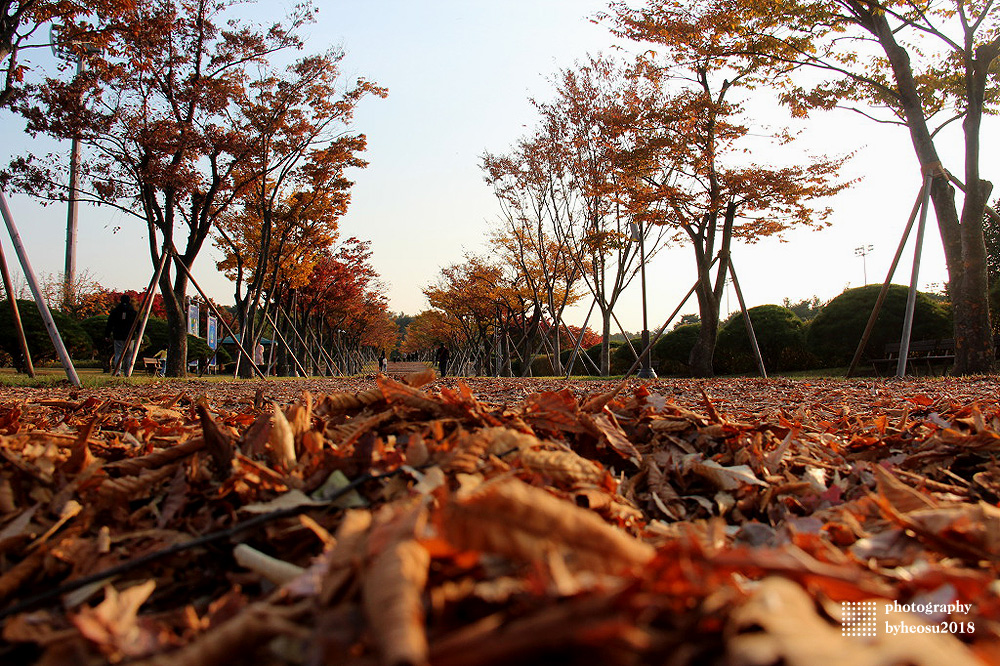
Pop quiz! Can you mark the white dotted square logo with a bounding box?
[842,601,877,637]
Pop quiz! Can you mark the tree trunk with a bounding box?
[869,11,995,374]
[689,282,720,378]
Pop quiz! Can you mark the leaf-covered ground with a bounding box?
[1,374,999,665]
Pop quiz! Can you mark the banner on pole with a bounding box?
[207,315,217,349]
[188,301,199,336]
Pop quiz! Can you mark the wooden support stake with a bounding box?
[623,255,720,378]
[262,310,309,378]
[897,173,933,378]
[276,306,325,376]
[728,260,767,378]
[846,182,926,378]
[118,247,169,376]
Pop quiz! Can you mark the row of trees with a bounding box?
[412,0,998,377]
[0,0,387,375]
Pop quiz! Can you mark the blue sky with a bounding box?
[0,0,972,332]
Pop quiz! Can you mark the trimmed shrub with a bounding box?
[716,305,810,375]
[652,323,701,376]
[991,281,1000,334]
[806,284,952,367]
[529,354,555,376]
[610,338,644,375]
[0,299,93,367]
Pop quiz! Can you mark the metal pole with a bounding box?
[845,183,926,377]
[0,190,81,386]
[119,247,170,376]
[896,174,933,378]
[0,237,34,376]
[728,260,767,378]
[63,57,84,309]
[170,250,265,379]
[636,221,656,378]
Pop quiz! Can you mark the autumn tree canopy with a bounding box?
[0,0,133,108]
[214,46,385,366]
[604,2,851,377]
[609,0,1000,373]
[4,0,372,377]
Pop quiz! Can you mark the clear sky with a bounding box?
[1,1,984,334]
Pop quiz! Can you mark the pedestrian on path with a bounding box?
[104,294,137,375]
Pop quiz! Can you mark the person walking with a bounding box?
[435,342,450,377]
[104,294,138,375]
[378,350,388,373]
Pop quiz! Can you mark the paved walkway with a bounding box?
[385,361,433,375]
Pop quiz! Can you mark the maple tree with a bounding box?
[524,55,669,375]
[213,47,384,367]
[290,238,395,374]
[610,0,1000,374]
[422,254,522,376]
[399,309,460,358]
[604,5,850,377]
[4,0,323,377]
[483,133,588,376]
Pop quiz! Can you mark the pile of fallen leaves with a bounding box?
[1,372,999,665]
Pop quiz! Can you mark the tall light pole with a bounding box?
[50,25,98,310]
[854,244,874,285]
[630,221,656,379]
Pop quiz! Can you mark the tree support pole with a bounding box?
[262,310,309,378]
[611,309,643,363]
[896,173,934,378]
[0,236,34,377]
[306,324,339,375]
[623,255,720,378]
[0,190,80,386]
[118,247,170,376]
[276,306,325,376]
[170,250,264,379]
[728,259,767,378]
[845,182,927,378]
[564,299,600,378]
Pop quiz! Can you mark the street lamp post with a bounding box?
[630,221,657,379]
[50,25,98,310]
[854,244,874,285]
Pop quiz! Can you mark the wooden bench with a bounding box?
[142,357,162,375]
[871,338,955,376]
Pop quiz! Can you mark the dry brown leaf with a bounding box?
[104,437,206,476]
[582,412,641,462]
[134,602,309,666]
[269,403,296,468]
[196,399,233,477]
[70,580,159,661]
[441,477,654,572]
[682,454,768,491]
[362,539,431,666]
[520,448,605,486]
